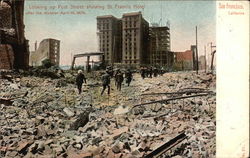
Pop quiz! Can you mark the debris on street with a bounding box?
[0,70,215,158]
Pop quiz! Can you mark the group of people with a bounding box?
[101,67,133,95]
[140,67,165,79]
[76,67,133,95]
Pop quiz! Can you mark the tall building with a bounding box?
[97,15,122,65]
[30,38,60,66]
[122,12,149,65]
[97,12,174,67]
[149,25,171,67]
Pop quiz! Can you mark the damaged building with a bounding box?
[29,38,60,66]
[149,24,173,69]
[0,0,29,70]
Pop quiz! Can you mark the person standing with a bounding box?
[125,69,133,86]
[153,67,158,77]
[140,67,145,79]
[149,67,153,78]
[76,70,87,94]
[101,70,111,95]
[115,70,124,91]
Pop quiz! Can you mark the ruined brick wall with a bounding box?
[0,0,29,70]
[0,2,12,28]
[0,2,13,70]
[0,44,14,69]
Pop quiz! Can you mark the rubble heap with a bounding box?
[0,71,216,158]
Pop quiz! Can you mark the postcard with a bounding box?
[0,0,249,157]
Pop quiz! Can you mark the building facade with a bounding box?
[122,12,149,65]
[30,38,60,66]
[97,12,150,66]
[174,50,193,71]
[149,26,171,67]
[97,15,122,65]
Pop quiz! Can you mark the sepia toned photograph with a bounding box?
[0,0,248,157]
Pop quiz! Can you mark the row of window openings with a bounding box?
[99,40,137,45]
[99,40,110,44]
[125,42,137,46]
[124,17,139,21]
[125,56,137,59]
[99,36,110,39]
[98,19,110,22]
[125,37,136,41]
[124,24,137,28]
[102,48,110,51]
[124,61,137,64]
[125,30,137,33]
[98,26,110,30]
[99,31,111,34]
[125,46,137,49]
[102,44,109,47]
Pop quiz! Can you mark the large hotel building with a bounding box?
[97,11,171,67]
[122,12,149,65]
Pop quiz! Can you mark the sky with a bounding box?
[24,0,216,66]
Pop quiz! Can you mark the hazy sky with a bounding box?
[24,1,216,66]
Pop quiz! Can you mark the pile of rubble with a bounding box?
[0,70,216,157]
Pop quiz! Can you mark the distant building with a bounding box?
[97,12,150,66]
[174,50,193,71]
[97,15,122,65]
[96,12,175,67]
[30,38,60,66]
[122,12,149,65]
[149,26,171,67]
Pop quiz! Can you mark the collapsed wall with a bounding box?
[0,0,29,70]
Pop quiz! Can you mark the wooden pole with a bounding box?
[196,26,199,74]
[205,45,207,73]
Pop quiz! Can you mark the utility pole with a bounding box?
[210,42,216,72]
[112,36,116,67]
[196,26,198,74]
[204,45,207,73]
[210,42,212,71]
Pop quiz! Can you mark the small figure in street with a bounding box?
[76,70,87,94]
[160,67,164,76]
[149,67,153,78]
[106,66,114,77]
[140,67,146,79]
[115,69,124,91]
[153,67,158,77]
[125,69,133,86]
[101,70,111,95]
[114,68,120,86]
